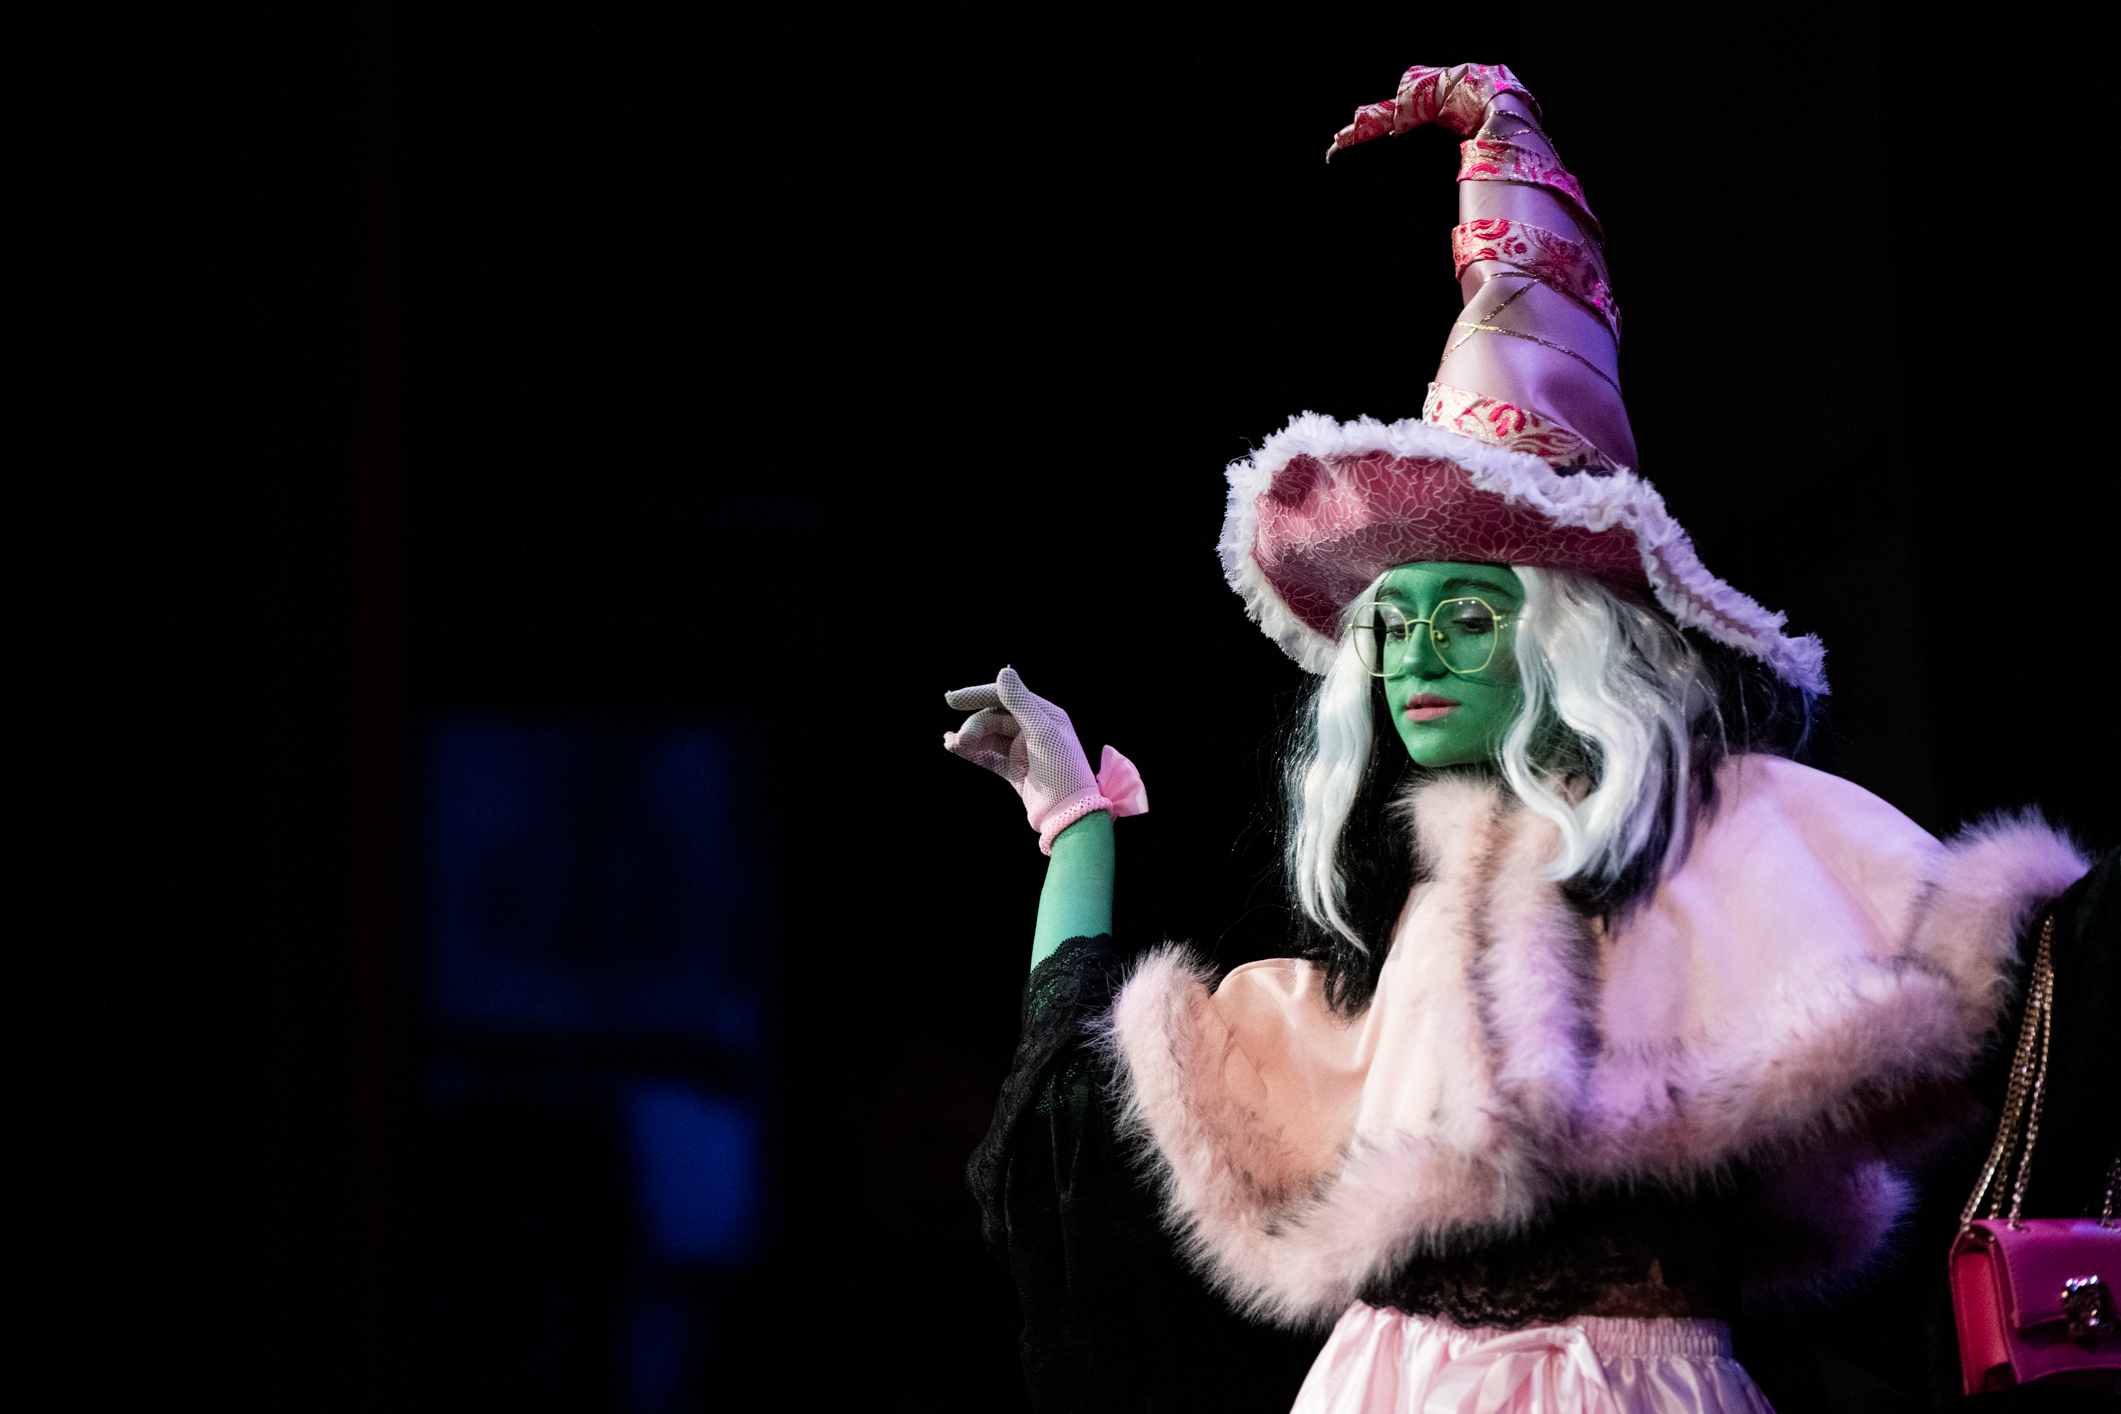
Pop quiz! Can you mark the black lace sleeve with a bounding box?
[965,933,1129,1260]
[966,935,1324,1413]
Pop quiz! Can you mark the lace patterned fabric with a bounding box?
[1328,63,1531,154]
[1458,139,1599,236]
[1421,381,1619,472]
[1248,438,1643,641]
[1356,1183,1744,1329]
[1394,63,1527,137]
[1452,219,1620,339]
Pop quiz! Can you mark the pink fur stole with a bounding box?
[1106,756,2087,1326]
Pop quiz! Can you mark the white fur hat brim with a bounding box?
[1219,412,1827,693]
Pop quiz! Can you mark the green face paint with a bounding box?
[1370,562,1527,768]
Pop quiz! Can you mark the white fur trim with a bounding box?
[1906,808,2091,1023]
[1573,804,2090,1184]
[1107,764,2087,1324]
[1105,944,1535,1327]
[1461,800,1600,1143]
[1217,416,1342,675]
[1220,412,1829,692]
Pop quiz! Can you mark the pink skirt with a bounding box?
[1291,1304,1775,1413]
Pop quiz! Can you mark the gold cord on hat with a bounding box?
[1476,109,1550,148]
[1471,93,1574,181]
[1452,219,1620,340]
[1448,278,1624,396]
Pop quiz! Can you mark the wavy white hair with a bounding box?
[1287,565,1719,948]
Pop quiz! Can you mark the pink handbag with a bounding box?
[1949,917,2120,1396]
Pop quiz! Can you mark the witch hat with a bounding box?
[1223,63,1824,692]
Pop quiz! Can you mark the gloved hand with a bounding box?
[943,666,1149,855]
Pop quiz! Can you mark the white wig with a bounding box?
[1287,565,1722,950]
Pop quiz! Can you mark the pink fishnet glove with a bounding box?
[943,667,1149,855]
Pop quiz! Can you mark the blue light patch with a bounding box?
[619,1080,761,1266]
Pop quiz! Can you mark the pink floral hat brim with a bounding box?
[1219,412,1827,693]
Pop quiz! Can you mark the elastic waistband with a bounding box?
[1396,1310,1734,1360]
[1570,1315,1732,1359]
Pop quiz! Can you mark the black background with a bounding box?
[30,1,2116,1408]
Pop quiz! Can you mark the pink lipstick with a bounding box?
[1403,693,1460,722]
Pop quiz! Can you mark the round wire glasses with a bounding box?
[1350,597,1512,678]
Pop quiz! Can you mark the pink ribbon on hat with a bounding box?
[1036,745,1150,855]
[1421,1325,1618,1414]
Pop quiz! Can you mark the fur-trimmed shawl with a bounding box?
[1106,756,2087,1328]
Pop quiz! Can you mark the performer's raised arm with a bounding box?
[941,666,1145,969]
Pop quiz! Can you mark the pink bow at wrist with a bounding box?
[1095,745,1149,817]
[1037,745,1150,855]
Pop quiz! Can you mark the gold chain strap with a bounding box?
[1960,917,2056,1231]
[2006,919,2057,1228]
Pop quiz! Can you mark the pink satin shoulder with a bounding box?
[1599,756,1941,1056]
[1208,957,1374,1180]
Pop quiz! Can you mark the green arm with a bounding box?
[1031,809,1115,971]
